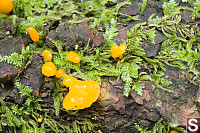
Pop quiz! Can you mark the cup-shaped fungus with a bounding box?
[27,27,39,42]
[110,44,126,58]
[0,0,13,14]
[42,50,52,61]
[37,117,43,123]
[42,62,57,77]
[55,68,66,78]
[63,77,77,88]
[63,79,100,110]
[66,51,81,63]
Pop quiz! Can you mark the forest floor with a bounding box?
[0,0,200,133]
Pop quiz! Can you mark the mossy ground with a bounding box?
[0,0,200,132]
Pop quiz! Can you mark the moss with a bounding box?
[0,45,36,67]
[135,118,186,133]
[3,0,200,97]
[1,0,200,132]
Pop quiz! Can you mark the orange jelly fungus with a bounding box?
[110,44,126,58]
[62,78,100,110]
[66,51,81,63]
[37,117,43,123]
[0,0,13,14]
[63,77,77,88]
[55,68,66,78]
[42,50,52,61]
[27,27,39,42]
[169,130,178,133]
[42,62,57,77]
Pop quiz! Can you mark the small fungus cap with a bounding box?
[110,45,119,57]
[118,44,126,55]
[66,51,81,63]
[37,117,43,123]
[42,62,57,77]
[110,44,126,58]
[42,50,52,61]
[27,27,39,42]
[63,77,77,88]
[63,80,100,110]
[0,0,13,14]
[55,68,66,78]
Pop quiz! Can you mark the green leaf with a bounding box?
[73,121,79,133]
[123,78,132,97]
[143,27,156,43]
[0,44,35,67]
[126,37,145,57]
[121,62,140,79]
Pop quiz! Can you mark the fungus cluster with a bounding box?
[41,50,99,110]
[0,2,40,42]
[2,2,125,110]
[18,21,125,111]
[41,50,68,78]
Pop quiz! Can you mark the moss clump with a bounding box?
[135,118,186,133]
[1,0,200,132]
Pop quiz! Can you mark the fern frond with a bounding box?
[0,45,35,67]
[0,53,23,67]
[126,37,145,57]
[162,0,180,20]
[104,18,118,46]
[132,82,144,96]
[121,62,140,97]
[14,82,32,97]
[53,93,63,116]
[127,22,146,39]
[85,70,101,83]
[148,14,162,25]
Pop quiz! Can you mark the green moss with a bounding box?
[1,0,200,132]
[11,0,198,97]
[135,118,186,133]
[0,45,36,67]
